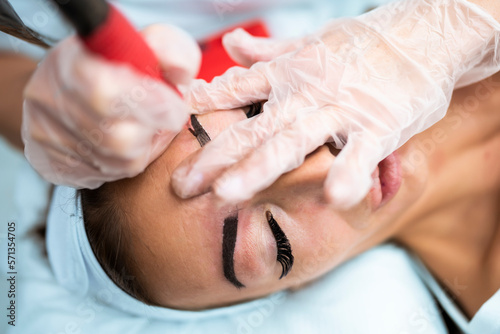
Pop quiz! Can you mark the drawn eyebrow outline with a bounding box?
[188,114,211,147]
[222,215,245,288]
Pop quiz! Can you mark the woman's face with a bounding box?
[115,105,428,310]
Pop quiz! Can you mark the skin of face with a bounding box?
[110,74,500,312]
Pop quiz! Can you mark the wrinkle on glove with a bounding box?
[172,0,500,209]
[22,24,201,189]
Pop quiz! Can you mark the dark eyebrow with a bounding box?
[222,215,245,288]
[188,115,211,147]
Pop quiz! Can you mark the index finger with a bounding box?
[187,62,272,113]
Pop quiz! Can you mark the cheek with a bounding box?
[365,142,430,231]
[284,205,362,286]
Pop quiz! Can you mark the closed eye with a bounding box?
[266,211,294,279]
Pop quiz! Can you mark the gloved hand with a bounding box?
[22,24,201,189]
[172,0,500,209]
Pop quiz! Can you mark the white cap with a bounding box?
[46,186,285,320]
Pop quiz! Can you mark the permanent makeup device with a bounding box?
[51,0,181,96]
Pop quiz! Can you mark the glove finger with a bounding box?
[25,75,162,162]
[212,109,336,204]
[24,138,104,188]
[222,28,309,67]
[22,103,116,188]
[24,99,159,176]
[324,133,384,210]
[66,44,190,132]
[141,24,201,86]
[187,62,272,113]
[30,140,143,189]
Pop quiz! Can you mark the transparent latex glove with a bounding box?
[172,0,500,209]
[22,24,201,189]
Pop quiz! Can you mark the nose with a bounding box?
[254,145,336,209]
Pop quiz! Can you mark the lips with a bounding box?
[369,152,402,210]
[324,143,402,210]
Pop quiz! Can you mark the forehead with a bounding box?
[150,127,202,179]
[123,162,229,296]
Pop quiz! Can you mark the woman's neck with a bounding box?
[397,190,500,318]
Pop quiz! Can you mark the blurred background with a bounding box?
[0,138,24,226]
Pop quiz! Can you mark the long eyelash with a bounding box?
[266,211,294,279]
[245,102,263,119]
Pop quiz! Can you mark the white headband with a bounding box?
[46,186,282,320]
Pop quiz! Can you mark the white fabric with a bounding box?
[411,253,500,333]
